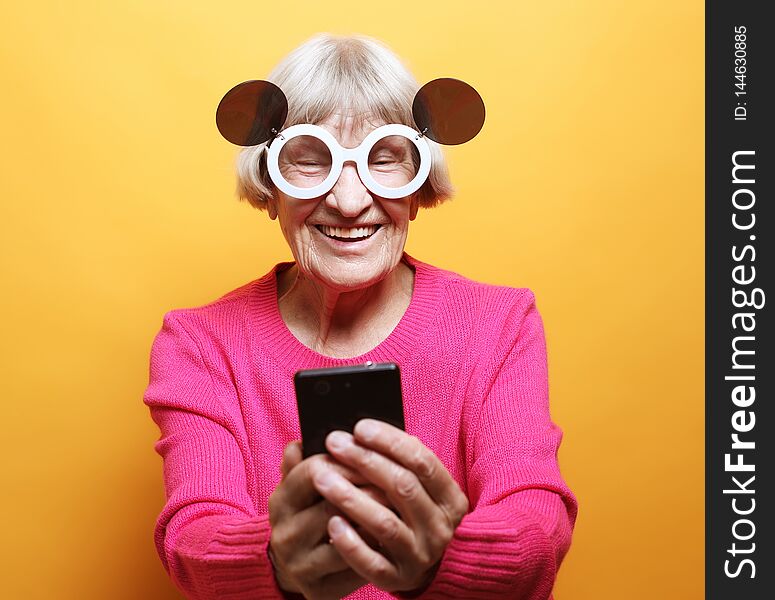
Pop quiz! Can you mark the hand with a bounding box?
[268,441,364,599]
[267,441,393,600]
[312,420,469,594]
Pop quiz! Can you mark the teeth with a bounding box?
[320,225,378,238]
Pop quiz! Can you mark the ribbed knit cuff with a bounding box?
[173,513,290,600]
[400,503,558,600]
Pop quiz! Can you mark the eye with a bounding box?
[370,153,399,165]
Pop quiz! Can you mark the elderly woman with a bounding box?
[144,33,577,600]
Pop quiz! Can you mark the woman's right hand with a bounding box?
[268,440,390,599]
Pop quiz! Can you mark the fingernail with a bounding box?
[314,469,341,491]
[329,516,346,536]
[330,516,355,542]
[327,430,352,451]
[355,419,379,441]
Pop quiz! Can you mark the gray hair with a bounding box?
[234,33,454,210]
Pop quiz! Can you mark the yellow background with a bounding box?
[0,1,703,598]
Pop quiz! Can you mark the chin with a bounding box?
[317,259,393,292]
[324,270,384,292]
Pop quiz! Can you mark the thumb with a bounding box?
[280,440,303,479]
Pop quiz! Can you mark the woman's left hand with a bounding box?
[312,419,469,594]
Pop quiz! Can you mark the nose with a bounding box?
[324,161,373,217]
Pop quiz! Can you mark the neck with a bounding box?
[276,257,414,357]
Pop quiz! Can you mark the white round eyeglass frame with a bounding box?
[265,123,432,200]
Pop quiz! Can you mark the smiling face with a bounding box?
[266,111,420,292]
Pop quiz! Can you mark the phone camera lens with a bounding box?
[314,380,331,395]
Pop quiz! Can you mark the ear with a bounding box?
[216,80,288,146]
[409,194,420,221]
[412,78,486,145]
[266,195,279,220]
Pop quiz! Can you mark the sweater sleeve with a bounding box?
[143,312,289,600]
[401,292,578,600]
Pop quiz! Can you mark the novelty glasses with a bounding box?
[216,78,485,200]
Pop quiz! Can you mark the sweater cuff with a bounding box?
[400,503,557,600]
[172,513,290,599]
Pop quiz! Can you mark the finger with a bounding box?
[271,453,373,520]
[291,535,351,580]
[327,515,399,590]
[271,454,330,520]
[359,484,394,511]
[273,498,346,555]
[352,420,469,524]
[280,440,303,479]
[349,486,393,550]
[311,466,414,558]
[326,430,439,529]
[349,486,392,549]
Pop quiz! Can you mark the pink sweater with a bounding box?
[143,252,577,599]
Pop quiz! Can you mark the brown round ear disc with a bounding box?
[216,80,288,146]
[412,78,485,145]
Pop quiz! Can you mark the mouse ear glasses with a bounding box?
[215,78,486,199]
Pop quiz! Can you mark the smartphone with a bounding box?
[294,361,405,458]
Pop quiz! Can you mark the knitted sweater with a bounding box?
[143,252,578,600]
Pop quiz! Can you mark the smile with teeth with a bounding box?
[315,224,381,241]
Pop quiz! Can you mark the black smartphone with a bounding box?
[294,361,405,458]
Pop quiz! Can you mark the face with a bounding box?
[266,112,420,292]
